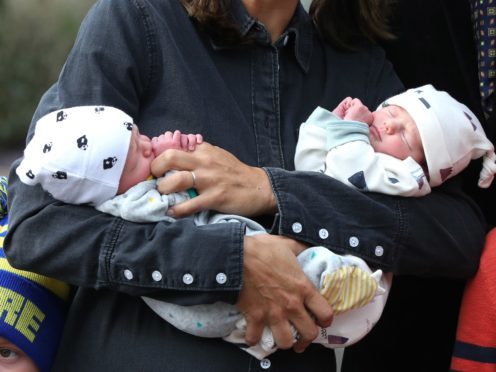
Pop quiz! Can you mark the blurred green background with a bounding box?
[0,0,95,151]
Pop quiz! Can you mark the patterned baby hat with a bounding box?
[16,106,134,205]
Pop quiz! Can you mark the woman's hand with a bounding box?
[237,234,334,353]
[151,142,277,217]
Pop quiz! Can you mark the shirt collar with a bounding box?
[285,3,313,73]
[209,1,313,73]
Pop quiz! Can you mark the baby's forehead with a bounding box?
[377,102,399,110]
[377,103,413,117]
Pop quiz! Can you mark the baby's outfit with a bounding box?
[295,107,431,196]
[147,247,390,358]
[96,172,194,223]
[101,179,390,358]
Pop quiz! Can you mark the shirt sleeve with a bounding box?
[265,167,485,277]
[4,0,244,306]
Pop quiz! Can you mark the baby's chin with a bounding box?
[368,125,381,143]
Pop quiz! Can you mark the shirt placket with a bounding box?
[251,35,285,168]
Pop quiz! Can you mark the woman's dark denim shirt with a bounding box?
[6,0,484,344]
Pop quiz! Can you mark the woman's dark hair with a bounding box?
[310,0,394,50]
[180,0,394,50]
[180,0,246,44]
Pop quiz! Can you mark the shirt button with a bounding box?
[375,246,384,257]
[152,270,162,282]
[319,228,329,239]
[123,269,134,280]
[216,272,227,284]
[182,273,194,285]
[292,222,303,234]
[283,35,289,45]
[260,358,271,369]
[349,236,359,247]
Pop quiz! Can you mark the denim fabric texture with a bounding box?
[5,0,485,371]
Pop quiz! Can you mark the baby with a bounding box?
[296,84,496,195]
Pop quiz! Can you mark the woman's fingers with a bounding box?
[151,143,276,216]
[151,148,197,177]
[237,235,333,353]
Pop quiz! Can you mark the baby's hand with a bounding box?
[153,130,203,154]
[342,98,373,125]
[332,97,353,119]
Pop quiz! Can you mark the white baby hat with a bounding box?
[16,106,133,206]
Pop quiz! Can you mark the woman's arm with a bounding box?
[151,141,485,278]
[267,168,486,277]
[5,0,246,305]
[6,168,245,303]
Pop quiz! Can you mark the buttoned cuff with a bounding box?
[101,217,245,305]
[264,167,397,271]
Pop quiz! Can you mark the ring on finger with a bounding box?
[190,171,197,188]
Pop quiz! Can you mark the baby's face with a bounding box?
[117,126,157,194]
[0,337,39,372]
[369,104,425,164]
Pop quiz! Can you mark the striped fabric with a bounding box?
[321,265,378,314]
